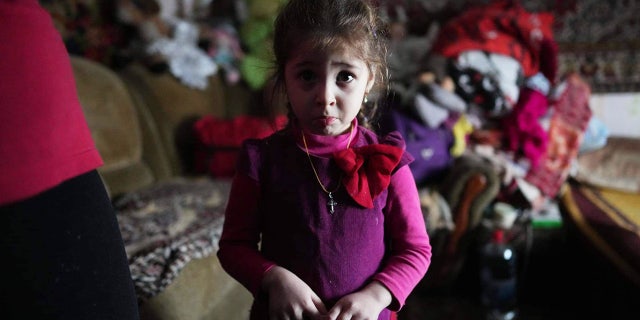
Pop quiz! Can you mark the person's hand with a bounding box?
[262,266,328,320]
[324,282,392,320]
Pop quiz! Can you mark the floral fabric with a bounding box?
[114,177,230,302]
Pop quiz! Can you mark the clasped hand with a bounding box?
[263,266,392,320]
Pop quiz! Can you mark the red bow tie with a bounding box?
[333,144,404,208]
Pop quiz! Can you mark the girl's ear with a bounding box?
[366,69,376,93]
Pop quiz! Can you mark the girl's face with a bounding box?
[284,41,374,136]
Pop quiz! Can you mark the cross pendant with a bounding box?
[327,192,337,214]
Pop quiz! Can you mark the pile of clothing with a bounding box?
[384,0,603,213]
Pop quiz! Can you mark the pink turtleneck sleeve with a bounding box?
[217,172,275,296]
[373,164,431,310]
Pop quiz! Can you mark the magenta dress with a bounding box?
[219,125,431,319]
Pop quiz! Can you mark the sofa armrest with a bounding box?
[121,76,174,182]
[118,64,228,176]
[71,56,161,196]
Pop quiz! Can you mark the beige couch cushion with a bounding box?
[118,63,262,176]
[138,255,252,320]
[120,64,228,175]
[71,56,155,196]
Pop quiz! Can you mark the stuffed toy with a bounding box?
[117,0,217,89]
[201,23,245,85]
[238,0,287,90]
[117,0,171,70]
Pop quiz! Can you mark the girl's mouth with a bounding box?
[313,117,336,127]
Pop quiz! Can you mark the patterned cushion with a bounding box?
[114,177,231,302]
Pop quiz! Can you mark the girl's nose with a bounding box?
[314,81,336,107]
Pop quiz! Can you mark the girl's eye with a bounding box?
[337,71,355,83]
[299,70,315,81]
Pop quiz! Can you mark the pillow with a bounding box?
[574,137,640,193]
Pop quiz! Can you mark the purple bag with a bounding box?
[380,109,454,186]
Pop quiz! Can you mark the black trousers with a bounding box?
[0,170,139,319]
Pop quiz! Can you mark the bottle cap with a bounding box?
[493,202,518,229]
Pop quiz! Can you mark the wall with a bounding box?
[590,93,640,138]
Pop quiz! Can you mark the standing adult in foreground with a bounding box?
[0,1,140,319]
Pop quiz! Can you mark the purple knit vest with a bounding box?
[239,127,411,320]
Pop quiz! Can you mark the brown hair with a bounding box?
[270,0,389,128]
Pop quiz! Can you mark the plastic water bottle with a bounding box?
[480,228,517,320]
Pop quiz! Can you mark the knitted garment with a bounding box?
[0,0,102,205]
[238,127,414,320]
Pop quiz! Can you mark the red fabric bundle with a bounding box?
[432,0,556,80]
[193,115,287,177]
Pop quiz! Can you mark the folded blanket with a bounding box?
[114,177,231,302]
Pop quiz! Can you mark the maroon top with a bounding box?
[218,126,431,319]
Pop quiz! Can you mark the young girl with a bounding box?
[217,0,431,319]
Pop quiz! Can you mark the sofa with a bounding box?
[71,55,254,320]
